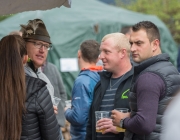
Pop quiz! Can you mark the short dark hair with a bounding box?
[132,21,160,42]
[121,26,131,34]
[80,40,100,63]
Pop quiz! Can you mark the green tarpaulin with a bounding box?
[0,0,177,97]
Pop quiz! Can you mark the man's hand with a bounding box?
[53,105,58,114]
[96,118,119,134]
[111,110,130,126]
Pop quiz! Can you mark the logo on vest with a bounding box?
[121,89,129,99]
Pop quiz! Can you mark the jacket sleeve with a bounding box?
[64,78,94,126]
[36,86,61,140]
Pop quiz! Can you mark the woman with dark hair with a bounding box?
[0,35,26,140]
[0,35,61,140]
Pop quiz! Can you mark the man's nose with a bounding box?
[130,44,136,52]
[99,52,104,59]
[39,46,45,52]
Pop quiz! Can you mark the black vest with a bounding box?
[125,54,180,140]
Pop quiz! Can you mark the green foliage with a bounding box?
[0,15,13,22]
[115,0,180,44]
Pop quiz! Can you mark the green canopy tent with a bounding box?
[0,0,177,97]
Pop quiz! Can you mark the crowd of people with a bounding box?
[0,18,180,140]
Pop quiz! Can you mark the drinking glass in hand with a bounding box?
[95,111,109,133]
[115,108,129,132]
[52,96,61,107]
[65,100,71,108]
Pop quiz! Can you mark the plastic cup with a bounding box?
[115,108,129,132]
[52,96,61,106]
[65,100,71,108]
[95,111,109,133]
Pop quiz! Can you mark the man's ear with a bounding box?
[23,55,28,64]
[78,50,81,58]
[120,49,125,59]
[152,39,160,52]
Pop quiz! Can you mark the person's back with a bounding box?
[68,68,101,139]
[64,40,102,140]
[0,35,26,140]
[21,75,60,140]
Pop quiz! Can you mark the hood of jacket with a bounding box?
[79,70,100,83]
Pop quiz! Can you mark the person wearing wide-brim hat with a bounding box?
[20,19,62,139]
[20,19,54,101]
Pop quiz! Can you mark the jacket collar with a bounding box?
[134,53,169,75]
[81,65,103,71]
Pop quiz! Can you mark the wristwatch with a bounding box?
[120,119,125,128]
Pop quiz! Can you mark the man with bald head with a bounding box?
[86,33,133,140]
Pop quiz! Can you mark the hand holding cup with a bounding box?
[95,111,109,133]
[111,108,130,132]
[65,100,71,108]
[52,96,61,114]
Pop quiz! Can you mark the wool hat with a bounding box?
[20,19,51,44]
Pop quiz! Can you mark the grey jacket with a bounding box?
[24,64,54,103]
[42,62,67,127]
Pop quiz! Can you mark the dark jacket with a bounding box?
[125,54,180,140]
[21,76,61,140]
[86,68,133,140]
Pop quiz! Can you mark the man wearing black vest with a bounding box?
[111,21,180,140]
[86,33,133,140]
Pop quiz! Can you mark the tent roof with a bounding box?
[0,0,71,15]
[0,0,176,60]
